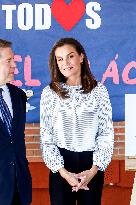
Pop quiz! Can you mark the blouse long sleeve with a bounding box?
[40,87,64,173]
[93,84,114,171]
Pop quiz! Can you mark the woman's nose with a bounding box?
[63,58,69,66]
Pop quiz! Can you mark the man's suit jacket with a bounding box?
[0,83,32,205]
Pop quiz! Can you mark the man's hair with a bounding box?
[0,39,12,48]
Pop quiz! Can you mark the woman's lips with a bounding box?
[63,67,73,71]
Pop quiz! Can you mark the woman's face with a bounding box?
[55,44,84,81]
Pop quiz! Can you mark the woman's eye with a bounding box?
[57,58,62,62]
[69,55,74,58]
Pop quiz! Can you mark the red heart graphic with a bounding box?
[51,0,85,31]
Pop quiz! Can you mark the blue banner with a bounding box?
[0,0,136,122]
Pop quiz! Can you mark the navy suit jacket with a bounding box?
[0,83,32,205]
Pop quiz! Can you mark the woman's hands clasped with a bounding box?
[59,165,98,192]
[59,167,79,187]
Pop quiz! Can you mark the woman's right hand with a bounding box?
[59,167,79,187]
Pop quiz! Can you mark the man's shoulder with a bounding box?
[7,83,26,98]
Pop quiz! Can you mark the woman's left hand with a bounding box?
[72,165,98,192]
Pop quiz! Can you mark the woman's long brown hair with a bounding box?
[49,38,97,98]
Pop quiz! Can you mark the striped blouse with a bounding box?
[40,82,114,173]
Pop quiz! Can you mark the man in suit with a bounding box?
[0,39,32,205]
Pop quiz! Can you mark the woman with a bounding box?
[40,38,114,205]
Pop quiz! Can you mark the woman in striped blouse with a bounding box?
[40,38,114,205]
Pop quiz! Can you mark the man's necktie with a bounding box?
[0,88,12,135]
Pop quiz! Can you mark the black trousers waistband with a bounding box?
[58,147,93,173]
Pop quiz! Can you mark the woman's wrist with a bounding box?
[58,167,68,179]
[90,165,98,175]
